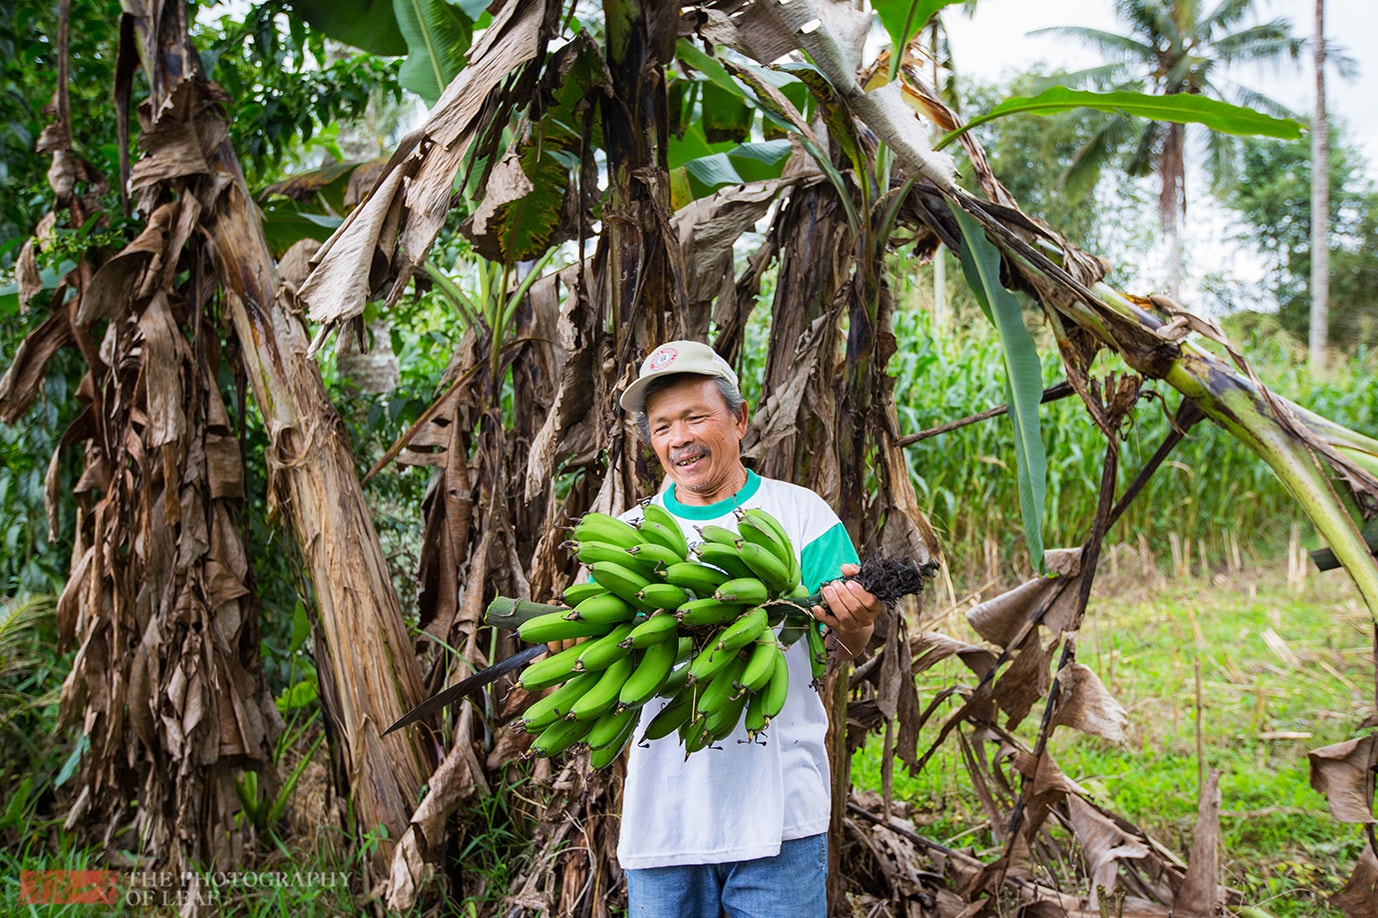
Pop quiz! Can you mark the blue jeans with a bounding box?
[624,833,828,918]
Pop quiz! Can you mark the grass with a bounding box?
[852,560,1374,915]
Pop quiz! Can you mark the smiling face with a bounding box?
[644,375,749,506]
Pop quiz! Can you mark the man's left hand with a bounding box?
[813,563,883,659]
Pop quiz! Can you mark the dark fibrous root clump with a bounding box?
[851,555,939,607]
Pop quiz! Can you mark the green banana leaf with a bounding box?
[394,0,485,106]
[258,203,344,257]
[954,206,1048,573]
[288,0,406,56]
[671,139,792,208]
[873,0,966,53]
[938,86,1304,150]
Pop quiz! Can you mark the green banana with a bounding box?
[737,541,795,594]
[618,637,679,708]
[640,503,688,556]
[806,621,828,680]
[636,582,690,611]
[763,649,790,719]
[572,512,645,551]
[714,605,768,654]
[740,507,801,587]
[641,685,695,741]
[589,711,640,769]
[688,635,742,684]
[744,688,768,734]
[589,561,656,609]
[587,702,641,750]
[661,659,691,697]
[561,581,608,606]
[521,670,601,732]
[697,524,742,547]
[705,690,749,742]
[570,592,638,625]
[574,622,638,672]
[530,716,594,757]
[568,654,635,721]
[676,596,751,626]
[519,641,588,690]
[636,519,688,561]
[627,541,682,572]
[663,560,732,595]
[692,542,757,580]
[621,611,679,648]
[713,577,770,606]
[695,654,747,717]
[680,715,714,754]
[576,541,663,577]
[738,633,782,692]
[518,611,615,646]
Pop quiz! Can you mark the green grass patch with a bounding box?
[852,567,1374,915]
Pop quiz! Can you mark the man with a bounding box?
[615,340,883,918]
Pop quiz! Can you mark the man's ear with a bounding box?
[734,401,750,437]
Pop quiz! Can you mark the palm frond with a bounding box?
[1211,22,1305,65]
[1027,25,1155,62]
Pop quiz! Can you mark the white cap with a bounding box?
[619,340,739,413]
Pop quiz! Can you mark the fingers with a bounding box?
[813,578,879,630]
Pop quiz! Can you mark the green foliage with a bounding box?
[1225,123,1378,353]
[0,0,124,269]
[956,71,1156,272]
[197,5,402,186]
[1034,0,1304,211]
[0,313,81,596]
[953,207,1047,572]
[392,0,486,106]
[288,0,407,57]
[942,85,1302,151]
[871,0,966,58]
[0,594,66,846]
[885,306,1378,585]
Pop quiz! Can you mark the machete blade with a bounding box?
[383,644,547,735]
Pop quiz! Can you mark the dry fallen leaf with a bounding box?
[1309,735,1378,824]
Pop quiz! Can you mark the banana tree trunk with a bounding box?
[118,1,432,875]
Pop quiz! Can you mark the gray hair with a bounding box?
[634,374,745,441]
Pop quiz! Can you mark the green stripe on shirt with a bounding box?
[800,522,859,594]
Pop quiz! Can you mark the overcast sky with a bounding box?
[935,0,1375,307]
[942,0,1378,169]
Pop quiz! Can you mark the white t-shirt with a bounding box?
[616,470,859,869]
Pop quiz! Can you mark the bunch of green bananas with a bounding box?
[516,504,824,768]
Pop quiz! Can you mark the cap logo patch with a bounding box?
[647,346,678,371]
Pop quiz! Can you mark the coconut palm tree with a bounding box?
[1036,0,1305,299]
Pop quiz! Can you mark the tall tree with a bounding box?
[1310,0,1329,371]
[1227,123,1378,353]
[1038,0,1304,299]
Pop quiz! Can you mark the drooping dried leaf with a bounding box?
[910,631,997,680]
[967,548,1083,648]
[1333,845,1378,917]
[299,0,549,329]
[1309,735,1378,823]
[0,301,74,424]
[1066,794,1153,906]
[993,632,1056,729]
[1049,663,1127,743]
